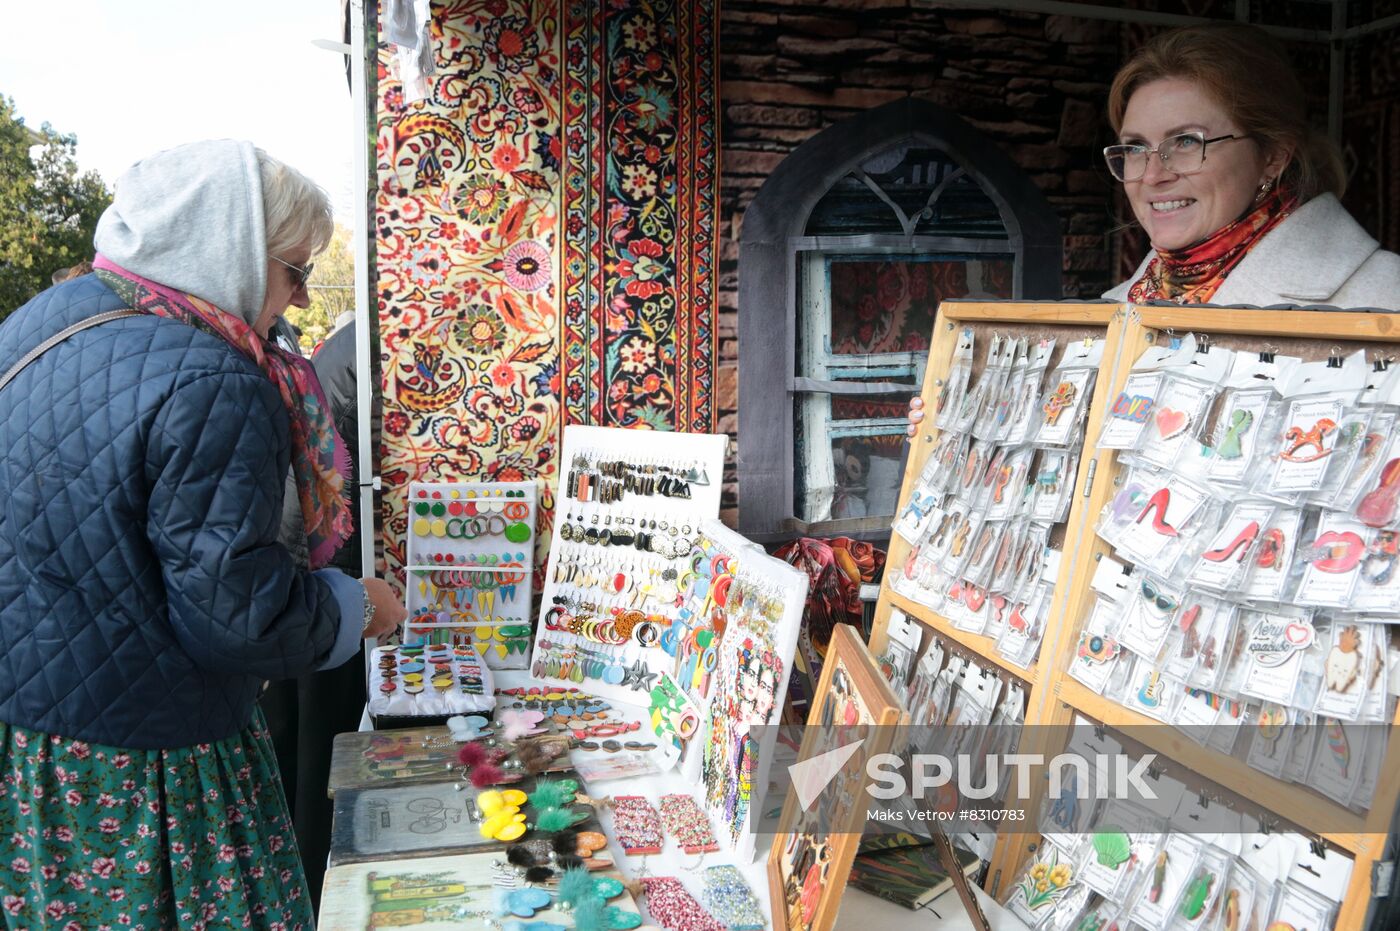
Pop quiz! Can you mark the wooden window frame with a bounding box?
[737,97,1063,543]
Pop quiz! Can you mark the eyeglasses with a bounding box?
[270,255,315,290]
[1103,132,1248,182]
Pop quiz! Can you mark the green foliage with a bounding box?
[0,96,111,319]
[284,223,355,352]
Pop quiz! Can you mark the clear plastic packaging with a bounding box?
[934,327,975,430]
[1033,338,1104,449]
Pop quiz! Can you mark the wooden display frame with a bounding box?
[870,301,1400,931]
[768,623,906,931]
[870,301,1121,891]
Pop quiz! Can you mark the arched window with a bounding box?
[738,97,1062,541]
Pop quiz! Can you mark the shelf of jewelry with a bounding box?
[532,500,707,707]
[403,481,537,668]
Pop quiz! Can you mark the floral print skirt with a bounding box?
[0,711,313,930]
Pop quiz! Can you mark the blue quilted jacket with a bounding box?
[0,276,362,749]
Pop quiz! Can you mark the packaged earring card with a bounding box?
[403,481,537,668]
[1250,351,1367,500]
[1202,350,1300,491]
[1033,338,1104,449]
[1095,335,1198,452]
[530,425,727,709]
[934,328,975,431]
[1121,343,1230,473]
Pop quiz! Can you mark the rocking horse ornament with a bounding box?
[1280,417,1337,462]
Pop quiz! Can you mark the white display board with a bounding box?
[529,425,727,706]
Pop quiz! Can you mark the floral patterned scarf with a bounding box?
[1127,188,1298,304]
[93,256,353,569]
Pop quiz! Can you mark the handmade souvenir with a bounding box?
[1296,514,1370,608]
[611,795,664,856]
[641,876,728,931]
[702,865,766,931]
[1006,844,1077,923]
[1239,611,1316,706]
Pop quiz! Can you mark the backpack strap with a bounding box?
[0,308,142,394]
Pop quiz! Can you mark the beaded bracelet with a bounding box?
[658,793,719,855]
[700,866,765,931]
[639,876,726,931]
[611,795,664,856]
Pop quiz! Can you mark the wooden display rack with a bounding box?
[869,301,1400,931]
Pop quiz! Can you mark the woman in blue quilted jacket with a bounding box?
[0,140,404,929]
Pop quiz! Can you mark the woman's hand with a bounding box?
[362,578,406,640]
[907,396,926,437]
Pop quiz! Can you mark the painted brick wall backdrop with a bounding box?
[714,3,1400,522]
[716,4,1126,521]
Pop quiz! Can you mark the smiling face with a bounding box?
[254,253,312,339]
[1119,77,1287,252]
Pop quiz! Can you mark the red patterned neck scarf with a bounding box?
[1127,188,1298,304]
[93,256,353,569]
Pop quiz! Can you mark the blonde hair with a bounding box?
[257,148,334,260]
[1108,23,1346,202]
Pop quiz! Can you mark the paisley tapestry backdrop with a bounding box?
[375,0,718,588]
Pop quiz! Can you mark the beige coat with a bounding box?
[1102,194,1400,311]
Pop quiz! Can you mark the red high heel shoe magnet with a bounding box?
[1136,487,1179,537]
[1203,521,1260,563]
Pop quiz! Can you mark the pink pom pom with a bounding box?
[458,743,488,767]
[470,762,504,788]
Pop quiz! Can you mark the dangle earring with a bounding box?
[1255,176,1275,203]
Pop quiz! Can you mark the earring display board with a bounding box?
[768,623,906,931]
[872,302,1400,931]
[404,480,537,669]
[529,425,728,709]
[318,850,639,929]
[668,519,808,863]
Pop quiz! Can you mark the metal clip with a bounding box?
[1093,723,1107,741]
[1146,762,1164,781]
[1327,346,1344,369]
[1196,333,1212,354]
[1198,788,1210,810]
[1310,837,1328,858]
[1259,343,1278,364]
